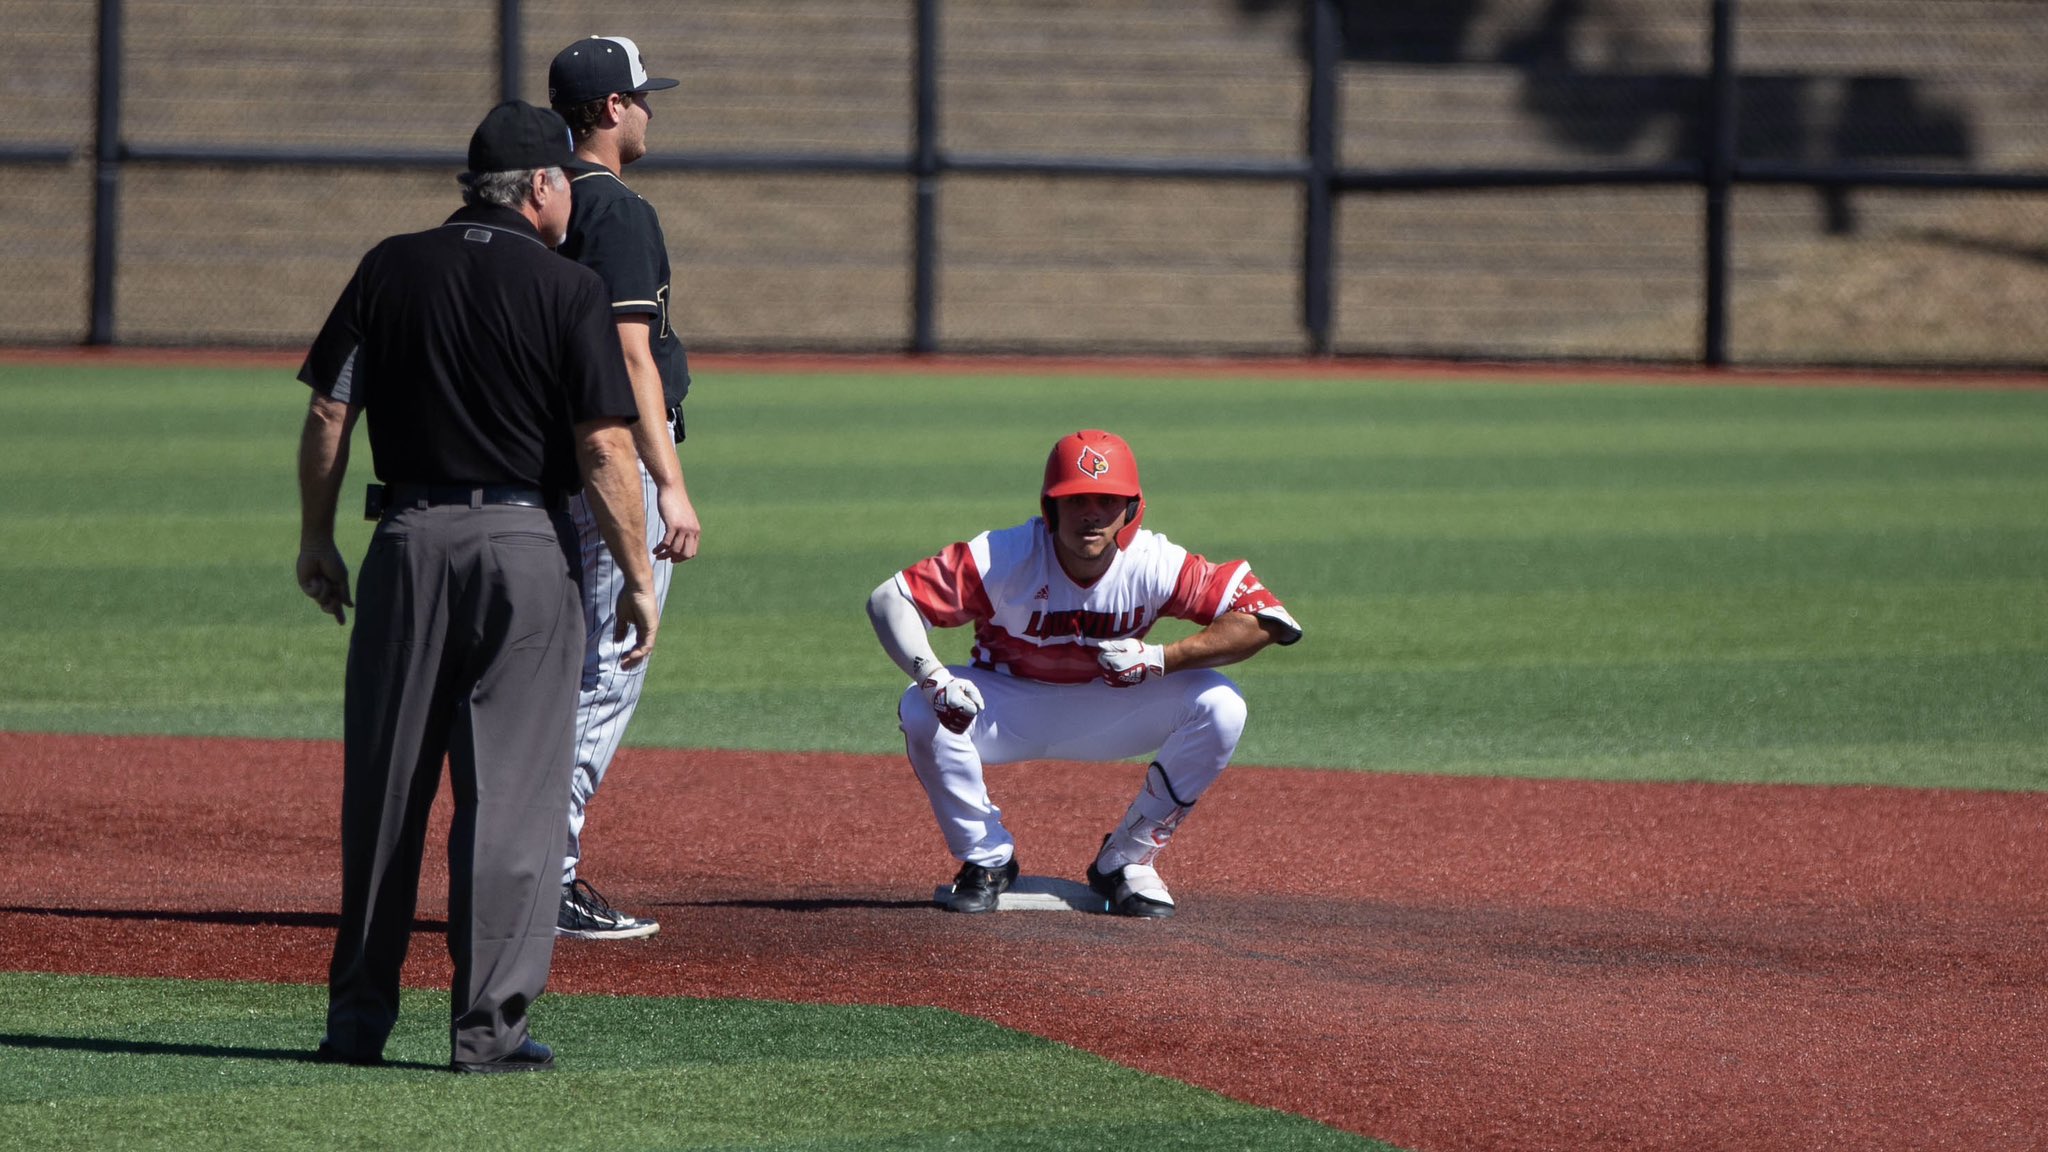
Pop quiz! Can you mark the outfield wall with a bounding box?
[4,0,2046,365]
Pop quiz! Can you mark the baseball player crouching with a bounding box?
[867,429,1301,917]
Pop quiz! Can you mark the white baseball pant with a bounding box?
[897,665,1247,868]
[563,453,674,884]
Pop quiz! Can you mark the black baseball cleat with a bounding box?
[313,1040,385,1067]
[450,1037,555,1075]
[947,857,1019,913]
[1087,841,1177,919]
[558,878,660,940]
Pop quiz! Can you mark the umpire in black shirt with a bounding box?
[294,100,657,1074]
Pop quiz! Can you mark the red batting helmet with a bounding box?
[1040,429,1146,549]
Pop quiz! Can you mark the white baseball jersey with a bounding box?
[896,518,1302,685]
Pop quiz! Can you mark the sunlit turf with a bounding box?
[1,362,2044,790]
[0,972,1388,1151]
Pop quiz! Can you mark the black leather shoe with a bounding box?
[946,857,1019,913]
[450,1037,555,1074]
[313,1040,384,1067]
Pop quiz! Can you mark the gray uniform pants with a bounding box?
[325,502,583,1066]
[563,437,674,883]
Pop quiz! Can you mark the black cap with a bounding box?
[548,36,680,109]
[465,100,601,174]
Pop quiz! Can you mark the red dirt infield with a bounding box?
[4,730,2044,1151]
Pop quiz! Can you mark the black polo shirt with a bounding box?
[558,170,690,412]
[298,204,638,494]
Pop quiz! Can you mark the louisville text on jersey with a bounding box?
[1022,606,1153,641]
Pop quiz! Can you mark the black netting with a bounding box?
[644,172,912,350]
[123,0,496,149]
[0,0,94,342]
[116,167,455,344]
[944,2,1303,161]
[1731,186,2048,364]
[524,3,914,155]
[940,176,1301,353]
[1335,188,1701,361]
[8,168,95,343]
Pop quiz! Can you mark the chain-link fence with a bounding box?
[4,0,2044,366]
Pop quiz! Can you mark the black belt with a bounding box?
[370,483,563,518]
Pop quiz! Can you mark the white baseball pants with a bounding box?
[563,455,674,884]
[897,665,1247,868]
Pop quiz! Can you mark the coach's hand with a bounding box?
[654,484,701,563]
[1097,638,1165,687]
[615,585,661,670]
[921,668,984,734]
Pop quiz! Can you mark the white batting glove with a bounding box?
[921,668,984,734]
[1097,639,1165,687]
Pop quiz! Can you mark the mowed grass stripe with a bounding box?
[1369,739,2048,790]
[0,364,2043,791]
[1255,649,2046,775]
[1301,582,2048,667]
[0,973,1387,1151]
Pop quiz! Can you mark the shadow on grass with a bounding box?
[0,905,447,932]
[0,1031,441,1070]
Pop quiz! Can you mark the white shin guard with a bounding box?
[1100,761,1203,869]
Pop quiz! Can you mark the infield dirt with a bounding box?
[3,730,2043,1151]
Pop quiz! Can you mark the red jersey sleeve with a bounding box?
[897,541,994,629]
[1163,553,1303,644]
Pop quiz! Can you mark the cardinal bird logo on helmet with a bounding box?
[1076,445,1112,480]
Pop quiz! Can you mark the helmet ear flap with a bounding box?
[1115,494,1146,550]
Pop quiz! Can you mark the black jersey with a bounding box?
[559,169,690,412]
[297,204,639,494]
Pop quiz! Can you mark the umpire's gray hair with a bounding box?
[457,165,567,210]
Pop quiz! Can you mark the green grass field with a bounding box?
[2,362,2044,788]
[0,972,1383,1151]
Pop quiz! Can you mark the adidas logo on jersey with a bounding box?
[1033,585,1049,600]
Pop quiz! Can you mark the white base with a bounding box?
[933,875,1109,912]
